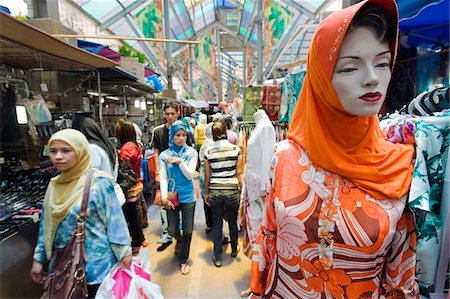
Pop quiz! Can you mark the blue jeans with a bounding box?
[166,202,196,265]
[209,189,240,256]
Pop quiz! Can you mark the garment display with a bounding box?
[262,86,282,121]
[244,86,263,121]
[250,140,417,298]
[280,71,306,124]
[239,110,275,258]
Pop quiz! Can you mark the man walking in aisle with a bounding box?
[151,100,192,251]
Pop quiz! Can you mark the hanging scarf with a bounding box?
[43,129,93,259]
[168,122,189,157]
[288,0,414,200]
[72,117,117,169]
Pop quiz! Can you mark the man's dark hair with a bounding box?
[350,4,394,45]
[164,100,179,112]
[212,121,227,141]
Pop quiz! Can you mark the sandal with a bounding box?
[142,240,149,247]
[180,263,190,275]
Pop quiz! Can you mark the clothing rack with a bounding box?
[237,121,288,142]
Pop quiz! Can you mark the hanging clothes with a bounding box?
[244,86,263,121]
[239,110,276,258]
[262,86,282,121]
[280,71,306,124]
[409,113,450,295]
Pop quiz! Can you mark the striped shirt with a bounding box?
[205,139,240,189]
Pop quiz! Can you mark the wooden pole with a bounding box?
[52,34,200,45]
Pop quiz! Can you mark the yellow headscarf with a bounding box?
[43,129,92,259]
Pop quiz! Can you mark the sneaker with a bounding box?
[156,240,173,252]
[212,254,222,267]
[157,236,172,244]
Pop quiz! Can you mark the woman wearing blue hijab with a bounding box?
[159,121,198,275]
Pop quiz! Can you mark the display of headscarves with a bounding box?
[280,71,306,124]
[262,86,282,121]
[244,86,262,121]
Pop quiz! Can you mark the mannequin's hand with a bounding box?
[30,260,45,284]
[120,255,132,268]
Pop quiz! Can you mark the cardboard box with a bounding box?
[119,57,145,83]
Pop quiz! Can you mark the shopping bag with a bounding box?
[127,264,163,299]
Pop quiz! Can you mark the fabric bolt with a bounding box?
[262,85,282,121]
[250,140,418,299]
[244,86,263,121]
[34,176,131,285]
[240,110,276,258]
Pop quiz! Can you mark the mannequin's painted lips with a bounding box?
[360,92,382,102]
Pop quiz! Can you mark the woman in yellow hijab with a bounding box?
[250,0,418,298]
[30,129,132,298]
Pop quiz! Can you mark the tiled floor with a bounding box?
[142,199,251,299]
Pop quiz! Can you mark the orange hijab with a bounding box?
[288,0,414,200]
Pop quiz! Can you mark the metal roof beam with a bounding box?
[261,1,332,81]
[281,0,315,19]
[99,0,146,31]
[169,1,190,40]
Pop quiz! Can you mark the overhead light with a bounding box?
[106,96,120,101]
[100,97,105,104]
[16,106,28,124]
[134,99,140,108]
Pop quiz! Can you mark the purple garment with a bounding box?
[227,130,238,145]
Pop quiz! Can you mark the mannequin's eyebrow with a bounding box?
[338,51,391,60]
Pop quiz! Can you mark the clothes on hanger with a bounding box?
[280,71,306,124]
[239,110,276,258]
[262,86,282,121]
[244,86,263,121]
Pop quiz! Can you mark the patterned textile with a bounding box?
[262,86,282,121]
[34,177,131,285]
[244,86,263,121]
[409,113,450,294]
[280,71,306,124]
[379,114,417,144]
[250,140,418,299]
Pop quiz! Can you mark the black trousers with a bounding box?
[122,201,145,247]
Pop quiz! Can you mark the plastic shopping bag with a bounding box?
[95,260,163,299]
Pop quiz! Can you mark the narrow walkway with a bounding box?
[142,198,251,299]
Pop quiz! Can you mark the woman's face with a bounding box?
[173,129,187,146]
[49,141,78,171]
[332,26,392,116]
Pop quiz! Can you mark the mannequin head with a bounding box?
[331,6,393,116]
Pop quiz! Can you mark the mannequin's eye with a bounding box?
[376,63,389,68]
[338,67,357,73]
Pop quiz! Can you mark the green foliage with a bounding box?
[118,43,149,64]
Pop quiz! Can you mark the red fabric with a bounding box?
[120,142,142,180]
[147,154,156,179]
[262,86,282,121]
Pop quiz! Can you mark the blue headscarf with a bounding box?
[169,121,189,156]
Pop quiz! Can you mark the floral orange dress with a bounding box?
[250,140,418,299]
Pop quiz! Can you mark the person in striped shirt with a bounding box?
[204,121,243,267]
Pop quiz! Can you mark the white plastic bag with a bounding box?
[127,265,164,299]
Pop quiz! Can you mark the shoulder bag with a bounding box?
[117,157,139,193]
[154,178,179,208]
[41,170,93,299]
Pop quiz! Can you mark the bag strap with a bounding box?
[168,177,176,192]
[79,169,94,218]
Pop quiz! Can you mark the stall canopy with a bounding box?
[0,11,118,71]
[398,0,449,46]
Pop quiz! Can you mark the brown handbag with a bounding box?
[154,178,179,207]
[41,170,93,299]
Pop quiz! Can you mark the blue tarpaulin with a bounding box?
[398,0,449,46]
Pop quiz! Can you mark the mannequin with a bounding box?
[249,1,418,298]
[240,109,276,257]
